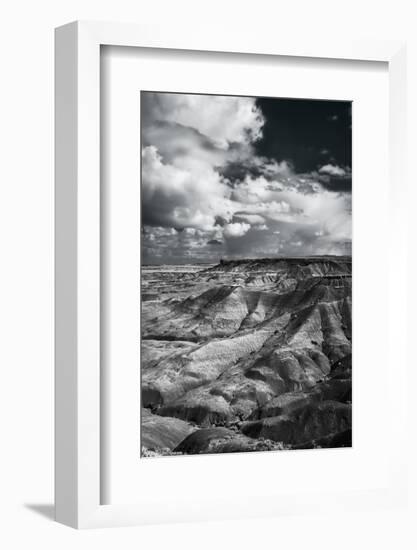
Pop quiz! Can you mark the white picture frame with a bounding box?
[55,20,407,529]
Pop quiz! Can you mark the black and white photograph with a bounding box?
[1,0,413,542]
[140,91,352,457]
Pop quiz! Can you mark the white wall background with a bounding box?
[0,0,416,548]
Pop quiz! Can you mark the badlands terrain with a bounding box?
[141,256,352,456]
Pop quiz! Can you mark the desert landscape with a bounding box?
[140,91,352,456]
[141,255,352,456]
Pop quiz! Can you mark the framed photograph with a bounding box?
[55,21,407,528]
[139,89,354,459]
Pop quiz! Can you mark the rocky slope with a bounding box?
[141,408,196,451]
[141,257,352,455]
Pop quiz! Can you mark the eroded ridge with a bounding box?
[141,256,352,456]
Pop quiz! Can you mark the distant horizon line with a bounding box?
[142,254,352,266]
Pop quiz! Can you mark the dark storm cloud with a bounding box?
[207,239,223,246]
[219,159,265,182]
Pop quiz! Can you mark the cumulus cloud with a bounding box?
[142,92,264,148]
[141,145,234,230]
[233,213,266,225]
[223,222,251,238]
[141,91,352,262]
[319,164,346,176]
[141,93,268,234]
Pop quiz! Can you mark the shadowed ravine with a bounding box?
[141,256,352,456]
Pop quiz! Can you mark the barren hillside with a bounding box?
[141,256,352,455]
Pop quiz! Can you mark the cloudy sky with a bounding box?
[141,91,351,264]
